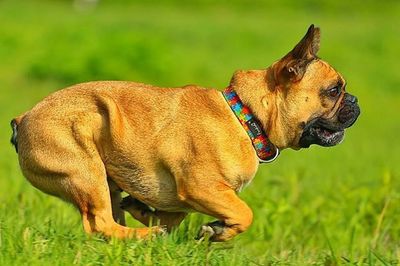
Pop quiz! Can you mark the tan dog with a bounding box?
[10,25,359,241]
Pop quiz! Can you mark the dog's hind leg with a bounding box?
[72,165,165,239]
[21,160,164,239]
[120,196,187,232]
[17,131,165,239]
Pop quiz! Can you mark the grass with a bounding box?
[0,0,400,265]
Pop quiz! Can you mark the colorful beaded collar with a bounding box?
[222,87,279,163]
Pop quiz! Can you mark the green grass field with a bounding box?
[1,0,399,265]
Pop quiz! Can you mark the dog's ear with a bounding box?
[273,25,320,84]
[289,24,320,61]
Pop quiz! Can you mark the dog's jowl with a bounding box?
[10,25,359,241]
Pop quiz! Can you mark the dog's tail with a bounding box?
[10,115,24,153]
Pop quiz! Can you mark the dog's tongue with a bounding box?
[322,129,332,137]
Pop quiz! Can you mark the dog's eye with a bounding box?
[328,86,341,98]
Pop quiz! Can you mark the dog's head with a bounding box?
[230,25,360,150]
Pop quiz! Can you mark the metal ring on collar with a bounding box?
[258,146,280,163]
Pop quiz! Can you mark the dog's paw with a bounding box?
[157,225,168,236]
[135,225,167,240]
[148,225,168,239]
[196,221,225,241]
[197,225,216,240]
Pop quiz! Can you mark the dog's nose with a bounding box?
[338,93,360,127]
[344,93,358,104]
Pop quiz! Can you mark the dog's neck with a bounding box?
[228,68,288,149]
[222,87,279,163]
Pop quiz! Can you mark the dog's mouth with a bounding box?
[299,119,345,148]
[299,94,360,148]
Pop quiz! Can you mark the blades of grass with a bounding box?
[347,225,356,263]
[372,197,390,249]
[321,223,338,265]
[372,250,390,266]
[368,248,373,266]
[0,221,2,249]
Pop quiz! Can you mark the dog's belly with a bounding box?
[106,164,191,212]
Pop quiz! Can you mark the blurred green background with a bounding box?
[0,0,399,265]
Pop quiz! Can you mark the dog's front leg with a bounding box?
[183,188,253,242]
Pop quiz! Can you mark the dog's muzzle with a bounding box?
[337,93,360,128]
[299,92,360,148]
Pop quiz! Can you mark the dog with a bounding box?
[10,25,359,241]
